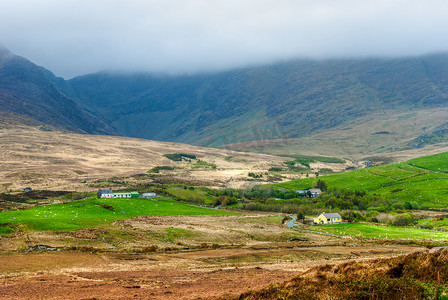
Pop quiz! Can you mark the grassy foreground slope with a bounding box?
[277,152,448,209]
[0,197,234,233]
[238,249,448,300]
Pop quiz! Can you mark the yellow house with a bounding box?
[314,212,342,224]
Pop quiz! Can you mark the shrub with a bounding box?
[212,195,236,206]
[195,160,217,169]
[163,153,197,161]
[392,213,415,226]
[163,153,183,161]
[179,153,196,159]
[404,202,419,210]
[248,172,263,178]
[268,167,283,172]
[297,208,306,223]
[377,213,394,224]
[148,166,175,173]
[392,203,405,210]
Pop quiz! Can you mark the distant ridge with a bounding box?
[0,46,115,134]
[69,54,448,147]
[1,45,447,156]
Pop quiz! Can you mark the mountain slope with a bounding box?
[0,46,115,134]
[0,125,286,192]
[223,106,448,159]
[1,46,447,153]
[69,54,448,147]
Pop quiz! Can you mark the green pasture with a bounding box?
[0,196,234,234]
[164,188,215,204]
[0,225,15,235]
[316,223,448,241]
[418,218,448,229]
[276,152,448,208]
[408,152,448,172]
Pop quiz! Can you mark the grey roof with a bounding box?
[98,189,113,194]
[309,188,322,193]
[322,212,341,218]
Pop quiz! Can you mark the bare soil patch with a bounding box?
[0,267,295,300]
[0,243,425,300]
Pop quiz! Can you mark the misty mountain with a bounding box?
[0,46,115,134]
[1,45,447,150]
[69,54,448,147]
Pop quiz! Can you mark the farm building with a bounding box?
[295,188,322,197]
[97,189,113,198]
[97,189,139,199]
[113,192,139,199]
[309,188,322,198]
[314,212,342,224]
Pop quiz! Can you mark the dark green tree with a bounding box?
[313,179,327,191]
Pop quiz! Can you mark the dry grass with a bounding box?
[237,248,448,300]
[0,125,288,192]
[0,210,428,299]
[224,107,448,163]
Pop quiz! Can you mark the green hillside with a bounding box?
[277,152,448,209]
[0,196,234,234]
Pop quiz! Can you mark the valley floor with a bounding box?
[0,213,427,299]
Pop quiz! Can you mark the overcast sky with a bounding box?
[1,0,447,78]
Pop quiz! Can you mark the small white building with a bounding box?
[114,192,139,199]
[97,189,114,198]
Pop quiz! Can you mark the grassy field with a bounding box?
[0,196,235,234]
[277,152,448,209]
[408,151,448,172]
[164,188,215,204]
[315,223,448,241]
[418,217,448,229]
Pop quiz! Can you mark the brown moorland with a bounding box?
[0,125,296,192]
[0,213,427,299]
